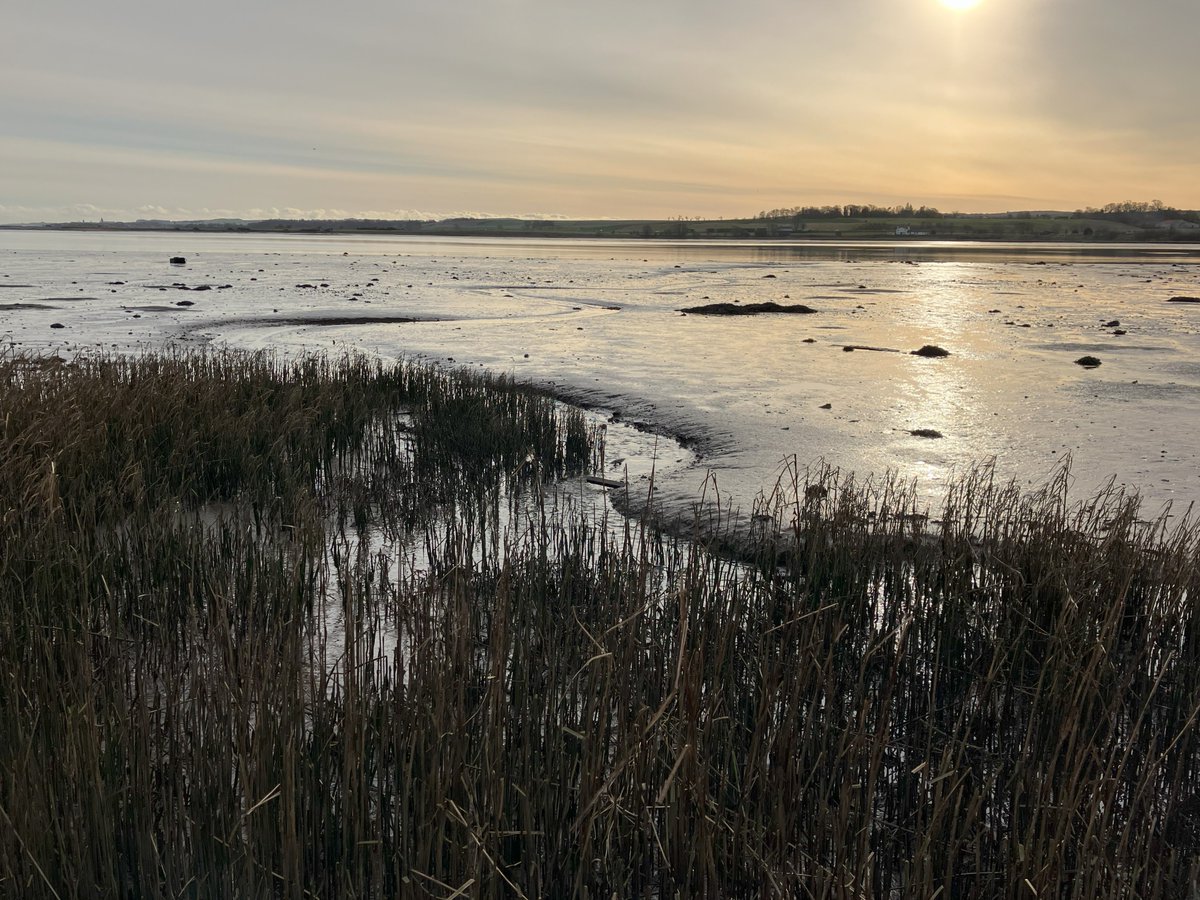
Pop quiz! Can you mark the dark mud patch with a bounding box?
[198,314,431,330]
[1031,342,1167,354]
[681,302,817,316]
[0,303,57,310]
[1064,380,1200,401]
[265,315,425,327]
[1156,361,1200,379]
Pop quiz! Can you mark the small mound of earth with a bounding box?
[1168,296,1200,303]
[911,345,950,358]
[1075,356,1102,368]
[910,428,943,439]
[681,302,817,316]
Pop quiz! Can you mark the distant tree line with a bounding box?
[755,204,943,221]
[1072,201,1199,225]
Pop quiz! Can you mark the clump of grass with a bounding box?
[2,350,1199,898]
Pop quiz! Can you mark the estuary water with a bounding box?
[3,229,1199,521]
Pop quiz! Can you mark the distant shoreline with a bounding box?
[4,216,1200,244]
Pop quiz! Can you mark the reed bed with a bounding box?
[1,350,1199,898]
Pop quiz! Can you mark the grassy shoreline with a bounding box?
[3,350,1199,897]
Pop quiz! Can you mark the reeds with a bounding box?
[2,349,1198,898]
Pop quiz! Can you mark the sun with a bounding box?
[940,0,983,9]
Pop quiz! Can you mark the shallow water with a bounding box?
[3,229,1199,520]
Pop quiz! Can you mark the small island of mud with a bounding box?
[681,301,818,316]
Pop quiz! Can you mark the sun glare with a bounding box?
[940,0,982,9]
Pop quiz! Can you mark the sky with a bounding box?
[2,0,1198,223]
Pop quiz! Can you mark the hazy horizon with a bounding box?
[4,0,1199,225]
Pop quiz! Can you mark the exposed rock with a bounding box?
[1075,356,1102,368]
[1103,319,1120,327]
[819,403,832,410]
[169,256,186,265]
[681,302,816,316]
[910,428,943,439]
[175,300,195,307]
[911,345,950,358]
[762,273,777,279]
[49,322,65,329]
[1169,296,1200,303]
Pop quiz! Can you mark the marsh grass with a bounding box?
[2,350,1199,898]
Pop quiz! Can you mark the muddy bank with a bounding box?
[680,301,818,315]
